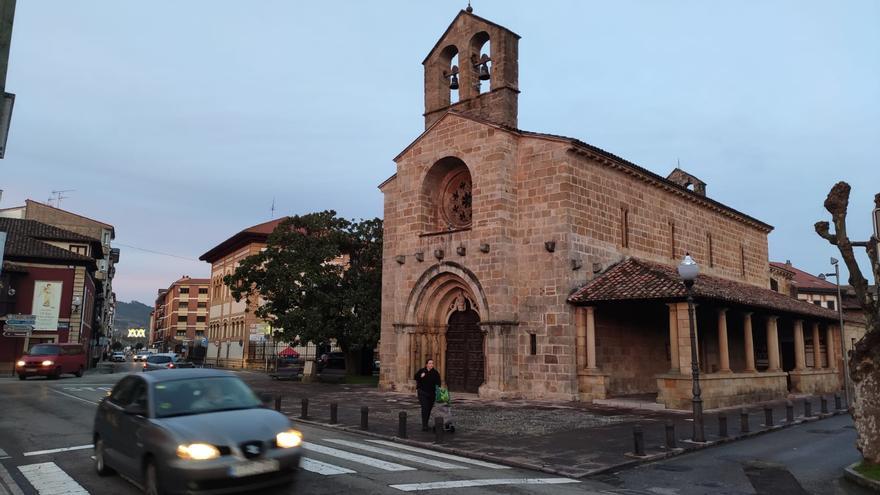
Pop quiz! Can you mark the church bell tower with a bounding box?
[422,6,520,129]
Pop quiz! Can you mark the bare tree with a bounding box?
[815,182,880,466]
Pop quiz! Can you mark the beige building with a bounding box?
[149,276,209,354]
[199,219,283,368]
[378,9,842,409]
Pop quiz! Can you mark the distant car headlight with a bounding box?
[275,430,302,449]
[16,360,25,367]
[41,360,54,366]
[176,443,220,460]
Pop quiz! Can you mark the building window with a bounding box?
[620,208,629,248]
[740,245,746,276]
[669,221,676,259]
[827,300,836,310]
[198,302,207,308]
[178,301,188,309]
[197,316,206,322]
[176,331,186,337]
[707,233,714,267]
[770,278,779,292]
[180,287,190,294]
[69,244,89,256]
[177,316,187,323]
[198,287,208,294]
[813,300,822,306]
[196,330,205,337]
[529,334,537,355]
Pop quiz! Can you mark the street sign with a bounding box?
[5,314,36,325]
[201,337,208,346]
[3,324,33,333]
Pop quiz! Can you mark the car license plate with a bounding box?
[229,459,279,478]
[25,368,36,372]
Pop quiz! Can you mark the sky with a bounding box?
[1,0,878,305]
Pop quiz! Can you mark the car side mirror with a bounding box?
[123,404,146,416]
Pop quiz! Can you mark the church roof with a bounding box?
[568,257,839,321]
[388,110,773,232]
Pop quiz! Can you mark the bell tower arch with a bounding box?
[422,7,520,129]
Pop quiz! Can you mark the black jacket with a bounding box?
[414,367,441,395]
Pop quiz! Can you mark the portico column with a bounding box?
[717,308,731,373]
[667,304,680,373]
[575,307,587,370]
[793,319,806,371]
[743,312,756,372]
[766,315,781,372]
[586,306,597,370]
[826,325,837,370]
[812,322,822,368]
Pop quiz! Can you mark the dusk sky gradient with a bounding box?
[2,1,878,305]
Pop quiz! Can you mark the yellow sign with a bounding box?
[127,328,146,338]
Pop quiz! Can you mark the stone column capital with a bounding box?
[718,307,728,314]
[767,315,779,322]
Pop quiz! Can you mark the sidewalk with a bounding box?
[234,371,849,478]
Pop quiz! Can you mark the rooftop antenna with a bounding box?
[270,197,276,219]
[50,189,75,208]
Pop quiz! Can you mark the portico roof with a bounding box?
[568,257,839,321]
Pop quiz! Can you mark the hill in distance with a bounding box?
[114,300,152,331]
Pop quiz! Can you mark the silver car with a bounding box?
[93,369,302,494]
[142,353,194,371]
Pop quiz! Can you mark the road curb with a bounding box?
[845,462,880,492]
[291,409,848,479]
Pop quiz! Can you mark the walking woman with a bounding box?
[414,358,441,431]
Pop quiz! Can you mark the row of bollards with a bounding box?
[636,394,846,456]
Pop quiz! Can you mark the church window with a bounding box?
[740,245,746,276]
[707,233,714,267]
[441,169,473,228]
[529,334,537,355]
[669,221,676,258]
[421,157,474,232]
[620,208,629,248]
[770,278,779,292]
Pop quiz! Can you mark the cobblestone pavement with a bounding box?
[234,370,850,478]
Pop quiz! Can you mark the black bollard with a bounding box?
[805,399,813,418]
[330,403,338,424]
[764,406,773,428]
[821,396,828,414]
[274,395,282,412]
[434,416,444,443]
[786,401,794,423]
[399,411,407,438]
[665,421,676,449]
[835,393,842,411]
[740,409,750,434]
[300,398,309,419]
[633,425,645,456]
[718,415,728,437]
[360,406,369,430]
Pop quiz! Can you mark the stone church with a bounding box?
[378,8,842,409]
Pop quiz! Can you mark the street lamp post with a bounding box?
[819,257,851,406]
[678,253,704,442]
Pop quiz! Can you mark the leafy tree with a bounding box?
[135,342,144,350]
[111,341,123,351]
[224,211,382,374]
[815,183,880,466]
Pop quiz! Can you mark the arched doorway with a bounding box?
[445,300,484,393]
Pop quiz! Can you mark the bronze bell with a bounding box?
[478,62,490,81]
[449,73,459,90]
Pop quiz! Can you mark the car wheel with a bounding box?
[144,460,164,495]
[94,438,115,476]
[17,374,25,380]
[75,366,84,378]
[49,368,61,380]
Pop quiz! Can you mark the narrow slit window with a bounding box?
[529,334,537,355]
[707,233,714,267]
[669,221,676,259]
[740,245,746,276]
[621,208,629,248]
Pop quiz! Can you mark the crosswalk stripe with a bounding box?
[323,439,464,470]
[18,462,89,495]
[24,445,93,457]
[366,440,510,469]
[389,478,580,491]
[302,442,415,472]
[300,457,356,475]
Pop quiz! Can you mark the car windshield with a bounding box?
[153,377,262,418]
[28,345,61,356]
[147,355,172,363]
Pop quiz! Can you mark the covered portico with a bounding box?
[568,258,841,410]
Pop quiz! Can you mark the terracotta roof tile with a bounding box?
[0,218,97,264]
[770,261,837,291]
[569,258,839,321]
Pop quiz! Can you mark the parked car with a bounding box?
[93,369,302,494]
[16,343,87,380]
[134,351,153,362]
[110,352,127,363]
[269,357,304,381]
[317,352,346,383]
[142,353,195,372]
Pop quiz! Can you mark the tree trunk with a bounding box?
[344,349,361,377]
[853,358,880,464]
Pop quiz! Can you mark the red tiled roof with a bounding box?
[569,258,839,321]
[769,261,837,292]
[199,218,289,263]
[0,218,99,265]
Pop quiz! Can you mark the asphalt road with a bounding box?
[0,362,610,495]
[600,413,872,495]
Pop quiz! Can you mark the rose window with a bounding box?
[440,170,472,228]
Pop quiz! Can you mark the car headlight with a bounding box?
[176,443,220,460]
[42,360,54,366]
[15,360,25,367]
[275,430,302,449]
